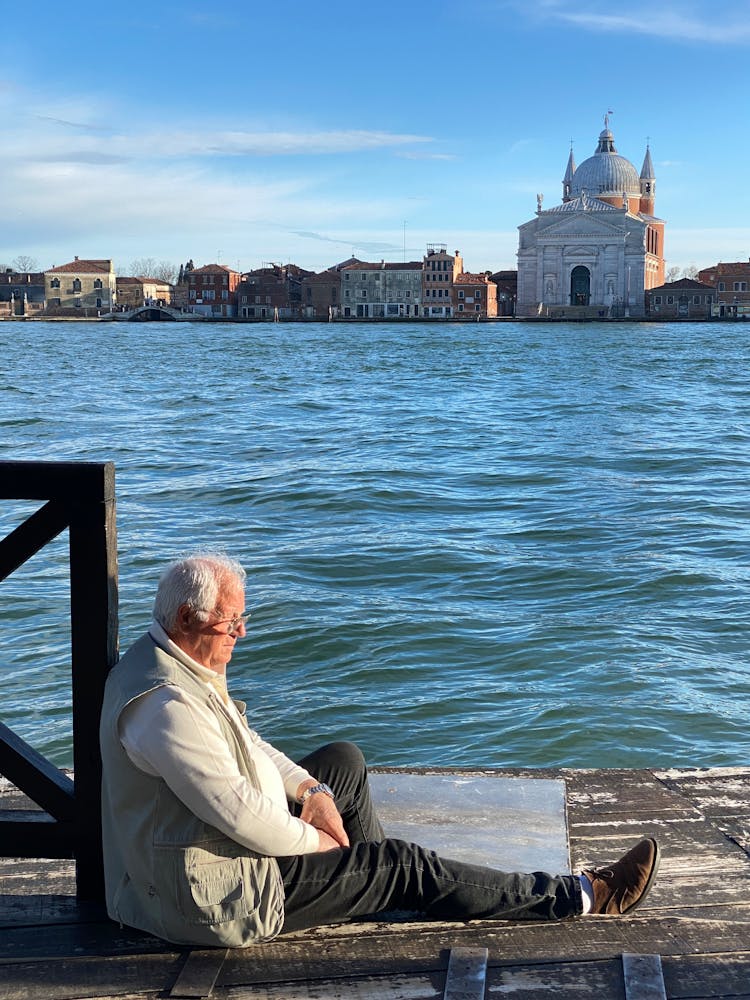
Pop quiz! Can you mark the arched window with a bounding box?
[72,278,81,292]
[94,278,103,289]
[51,277,60,288]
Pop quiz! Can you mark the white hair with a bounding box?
[152,552,246,631]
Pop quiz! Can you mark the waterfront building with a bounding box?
[516,118,665,319]
[698,261,750,318]
[453,272,498,319]
[44,257,117,314]
[422,245,463,318]
[490,270,517,316]
[340,261,423,318]
[116,276,173,310]
[0,270,45,318]
[646,278,714,319]
[300,270,341,319]
[237,263,312,320]
[187,264,241,318]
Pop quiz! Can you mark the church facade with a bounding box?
[516,120,665,319]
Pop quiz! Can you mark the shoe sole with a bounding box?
[622,837,661,915]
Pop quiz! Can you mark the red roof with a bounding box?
[47,258,112,274]
[189,264,240,275]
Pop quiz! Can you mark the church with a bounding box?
[516,118,665,319]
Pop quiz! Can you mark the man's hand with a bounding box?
[298,783,349,850]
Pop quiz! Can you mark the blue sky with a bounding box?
[1,0,748,276]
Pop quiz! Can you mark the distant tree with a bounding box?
[153,261,178,283]
[129,257,157,278]
[12,254,39,273]
[666,266,681,283]
[127,258,177,283]
[177,264,185,284]
[683,263,699,279]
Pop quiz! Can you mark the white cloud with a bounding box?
[507,0,750,45]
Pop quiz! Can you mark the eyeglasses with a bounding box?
[197,610,251,636]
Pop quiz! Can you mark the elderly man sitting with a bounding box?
[100,553,660,946]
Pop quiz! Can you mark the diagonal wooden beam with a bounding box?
[0,721,75,821]
[0,499,70,581]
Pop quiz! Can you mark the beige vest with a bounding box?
[99,633,284,946]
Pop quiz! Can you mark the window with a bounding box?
[653,296,662,305]
[361,273,367,280]
[51,278,60,288]
[666,295,674,304]
[222,290,228,300]
[74,297,82,308]
[72,278,81,292]
[374,274,380,281]
[718,281,725,291]
[475,304,481,312]
[734,281,747,291]
[96,297,102,308]
[344,272,350,280]
[94,278,103,289]
[458,290,465,299]
[361,289,367,298]
[475,289,482,299]
[345,289,350,298]
[458,304,464,312]
[405,290,410,297]
[693,296,700,305]
[332,289,337,303]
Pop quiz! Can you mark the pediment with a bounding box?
[538,213,629,239]
[566,245,598,257]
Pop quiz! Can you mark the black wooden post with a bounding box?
[68,463,118,900]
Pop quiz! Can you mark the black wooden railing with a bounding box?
[0,461,118,900]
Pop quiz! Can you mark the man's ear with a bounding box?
[176,604,194,633]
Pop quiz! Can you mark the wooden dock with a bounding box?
[3,764,750,999]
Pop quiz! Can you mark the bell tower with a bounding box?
[639,145,656,215]
[562,145,576,203]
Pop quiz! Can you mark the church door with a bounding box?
[570,266,591,306]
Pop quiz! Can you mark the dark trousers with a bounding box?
[277,742,582,933]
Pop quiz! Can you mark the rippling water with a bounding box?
[2,319,750,769]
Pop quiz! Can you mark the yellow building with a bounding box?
[45,257,117,314]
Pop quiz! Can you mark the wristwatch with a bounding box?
[299,782,335,804]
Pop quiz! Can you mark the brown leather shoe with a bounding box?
[583,837,660,915]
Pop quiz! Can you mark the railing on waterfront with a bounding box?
[0,461,118,900]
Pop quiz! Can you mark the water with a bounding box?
[2,319,750,771]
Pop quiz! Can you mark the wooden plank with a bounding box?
[2,952,184,1000]
[662,951,750,998]
[0,724,76,820]
[0,499,70,580]
[222,974,443,999]
[622,954,666,1000]
[487,958,625,999]
[0,813,76,857]
[170,949,228,999]
[0,461,117,502]
[444,947,487,1000]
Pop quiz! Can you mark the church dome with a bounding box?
[570,126,641,199]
